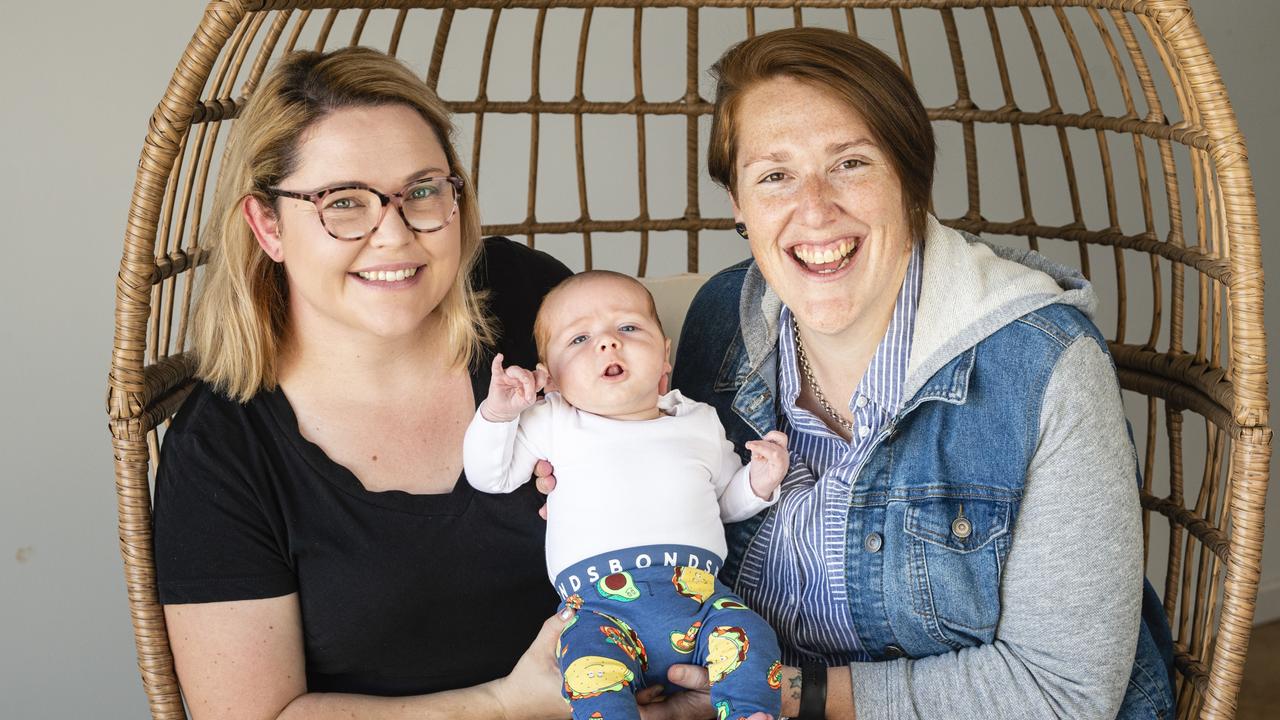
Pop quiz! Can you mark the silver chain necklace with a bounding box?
[791,316,854,433]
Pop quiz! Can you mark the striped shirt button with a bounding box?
[755,243,922,665]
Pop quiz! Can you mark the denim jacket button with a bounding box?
[951,517,973,539]
[864,532,883,553]
[884,644,906,659]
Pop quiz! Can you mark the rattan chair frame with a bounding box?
[108,2,1270,718]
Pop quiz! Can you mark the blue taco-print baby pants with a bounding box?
[556,564,782,720]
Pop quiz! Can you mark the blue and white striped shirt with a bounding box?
[737,243,923,665]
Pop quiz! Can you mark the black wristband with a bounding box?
[798,662,827,720]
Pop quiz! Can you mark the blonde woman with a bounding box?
[154,47,574,719]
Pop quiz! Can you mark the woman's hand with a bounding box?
[534,459,557,520]
[481,354,550,422]
[489,609,576,720]
[638,665,778,720]
[637,665,715,720]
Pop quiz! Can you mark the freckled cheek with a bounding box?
[743,188,795,216]
[741,198,798,253]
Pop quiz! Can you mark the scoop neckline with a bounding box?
[259,360,492,517]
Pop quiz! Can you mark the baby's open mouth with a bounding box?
[790,239,859,274]
[603,363,624,378]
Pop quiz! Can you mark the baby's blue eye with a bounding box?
[570,335,588,345]
[619,324,638,332]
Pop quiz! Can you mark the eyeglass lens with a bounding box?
[320,178,457,239]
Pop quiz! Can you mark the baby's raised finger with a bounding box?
[762,430,788,449]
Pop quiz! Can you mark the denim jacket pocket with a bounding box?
[902,497,1012,648]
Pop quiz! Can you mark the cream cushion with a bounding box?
[638,273,711,363]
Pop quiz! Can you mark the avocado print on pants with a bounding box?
[597,572,641,601]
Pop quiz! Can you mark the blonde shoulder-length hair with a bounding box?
[193,47,494,403]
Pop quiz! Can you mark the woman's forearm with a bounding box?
[775,665,856,720]
[279,682,506,720]
[172,597,573,720]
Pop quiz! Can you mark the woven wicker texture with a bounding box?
[107,2,1269,718]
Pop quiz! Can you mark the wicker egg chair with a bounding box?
[107,1,1270,718]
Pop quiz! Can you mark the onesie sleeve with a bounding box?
[463,397,555,494]
[710,411,778,522]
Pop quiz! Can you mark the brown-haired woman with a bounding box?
[154,47,574,718]
[668,27,1175,720]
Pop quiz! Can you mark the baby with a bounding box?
[463,270,788,720]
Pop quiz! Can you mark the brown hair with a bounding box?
[192,46,494,402]
[708,27,936,244]
[533,270,664,362]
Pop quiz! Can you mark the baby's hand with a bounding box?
[744,430,788,501]
[480,354,549,423]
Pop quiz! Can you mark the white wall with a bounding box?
[0,1,1274,718]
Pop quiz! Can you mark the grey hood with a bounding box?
[737,215,1097,402]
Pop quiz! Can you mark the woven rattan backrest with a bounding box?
[108,2,1269,718]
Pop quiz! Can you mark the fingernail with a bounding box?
[559,607,574,620]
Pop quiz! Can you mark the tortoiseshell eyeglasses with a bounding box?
[265,175,463,240]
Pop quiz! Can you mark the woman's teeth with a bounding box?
[356,267,418,282]
[792,241,854,265]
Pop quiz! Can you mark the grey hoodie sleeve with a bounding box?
[848,336,1144,720]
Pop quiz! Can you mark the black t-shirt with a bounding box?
[154,237,570,696]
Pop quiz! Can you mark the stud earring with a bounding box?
[734,222,749,240]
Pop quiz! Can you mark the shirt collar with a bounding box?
[778,241,923,422]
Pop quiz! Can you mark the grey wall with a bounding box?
[1,1,1275,717]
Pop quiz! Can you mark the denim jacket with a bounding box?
[673,218,1174,719]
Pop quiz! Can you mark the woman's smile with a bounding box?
[349,263,425,287]
[788,235,863,276]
